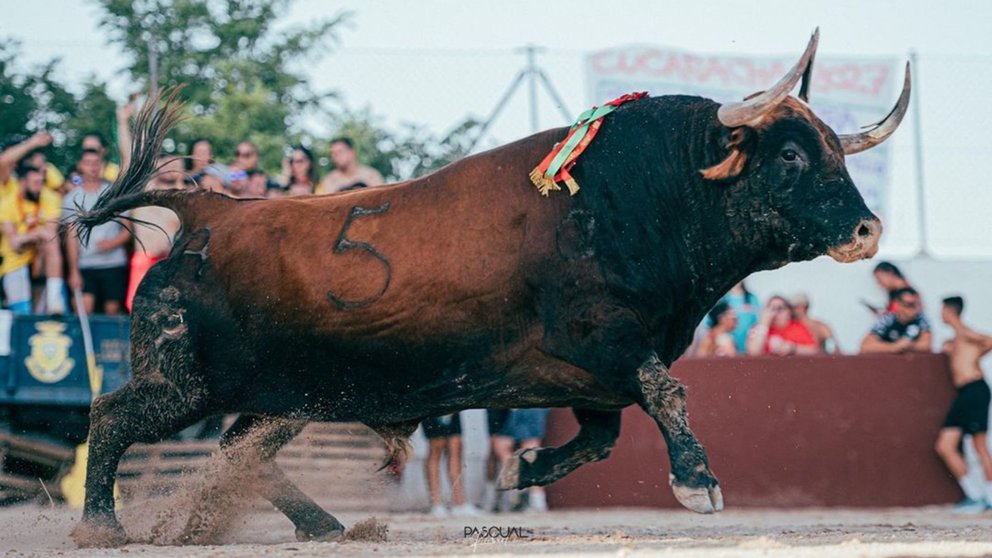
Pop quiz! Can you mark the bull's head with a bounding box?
[701,29,909,263]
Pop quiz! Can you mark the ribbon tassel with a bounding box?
[529,91,647,197]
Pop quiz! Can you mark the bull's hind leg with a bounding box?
[219,415,346,542]
[635,354,722,513]
[497,408,621,490]
[71,380,209,547]
[72,285,209,547]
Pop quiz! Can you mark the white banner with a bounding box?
[585,46,899,216]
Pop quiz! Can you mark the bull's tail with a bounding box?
[66,88,213,245]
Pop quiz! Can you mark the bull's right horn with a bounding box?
[839,62,912,155]
[717,28,819,128]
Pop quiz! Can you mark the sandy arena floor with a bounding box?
[2,504,992,557]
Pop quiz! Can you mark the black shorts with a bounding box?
[81,266,129,309]
[943,379,991,435]
[421,414,461,439]
[487,409,510,437]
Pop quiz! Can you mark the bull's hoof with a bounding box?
[496,448,539,490]
[669,474,723,514]
[71,518,128,548]
[295,518,346,542]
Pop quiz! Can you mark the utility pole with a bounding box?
[909,51,928,259]
[468,45,573,152]
[148,33,159,95]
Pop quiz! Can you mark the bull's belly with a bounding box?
[213,349,632,422]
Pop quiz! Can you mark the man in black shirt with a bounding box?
[860,287,932,354]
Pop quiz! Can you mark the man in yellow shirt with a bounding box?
[0,162,64,314]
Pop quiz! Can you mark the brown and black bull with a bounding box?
[70,31,910,546]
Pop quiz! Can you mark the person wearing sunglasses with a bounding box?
[746,296,819,356]
[276,145,319,197]
[860,287,931,354]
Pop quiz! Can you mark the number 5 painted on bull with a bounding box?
[327,203,392,309]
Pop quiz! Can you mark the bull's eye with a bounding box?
[781,149,799,162]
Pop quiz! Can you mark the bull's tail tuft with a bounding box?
[65,87,186,245]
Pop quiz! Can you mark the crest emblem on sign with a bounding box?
[25,321,74,384]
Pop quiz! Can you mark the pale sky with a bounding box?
[3,0,992,258]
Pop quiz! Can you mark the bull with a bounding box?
[70,30,909,546]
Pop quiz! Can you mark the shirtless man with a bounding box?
[315,137,384,194]
[935,295,992,513]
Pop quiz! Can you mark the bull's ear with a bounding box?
[700,127,751,181]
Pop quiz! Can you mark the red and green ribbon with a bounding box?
[530,91,648,196]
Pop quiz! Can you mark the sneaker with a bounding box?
[429,504,449,518]
[951,498,989,514]
[450,503,481,517]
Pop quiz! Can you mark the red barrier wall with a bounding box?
[545,354,963,508]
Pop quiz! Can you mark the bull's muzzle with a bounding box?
[827,218,882,263]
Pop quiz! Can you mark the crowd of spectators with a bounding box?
[0,100,383,317]
[692,261,941,358]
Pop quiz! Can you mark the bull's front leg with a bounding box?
[497,408,621,490]
[636,353,723,514]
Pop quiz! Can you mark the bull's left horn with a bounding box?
[840,62,912,155]
[717,28,819,128]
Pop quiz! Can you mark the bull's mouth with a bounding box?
[827,243,874,263]
[827,219,882,262]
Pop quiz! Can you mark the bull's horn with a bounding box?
[840,62,912,155]
[717,28,819,128]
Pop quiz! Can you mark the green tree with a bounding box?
[95,0,348,171]
[0,39,113,173]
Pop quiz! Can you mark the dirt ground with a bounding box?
[2,504,992,557]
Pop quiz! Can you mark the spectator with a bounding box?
[747,295,820,356]
[860,287,931,354]
[697,301,738,357]
[483,408,513,512]
[1,132,55,195]
[790,293,840,354]
[316,137,384,194]
[231,140,260,172]
[934,295,992,513]
[277,145,318,196]
[24,149,64,192]
[80,132,120,183]
[0,161,65,314]
[420,413,479,518]
[723,281,761,353]
[872,261,913,314]
[64,149,131,315]
[501,408,550,512]
[230,140,279,195]
[186,138,214,176]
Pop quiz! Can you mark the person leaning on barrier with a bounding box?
[746,295,820,356]
[791,292,840,354]
[697,301,738,357]
[859,287,931,354]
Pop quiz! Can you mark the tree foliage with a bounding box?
[0,40,114,172]
[94,0,347,172]
[2,1,480,182]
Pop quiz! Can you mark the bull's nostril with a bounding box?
[857,223,872,238]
